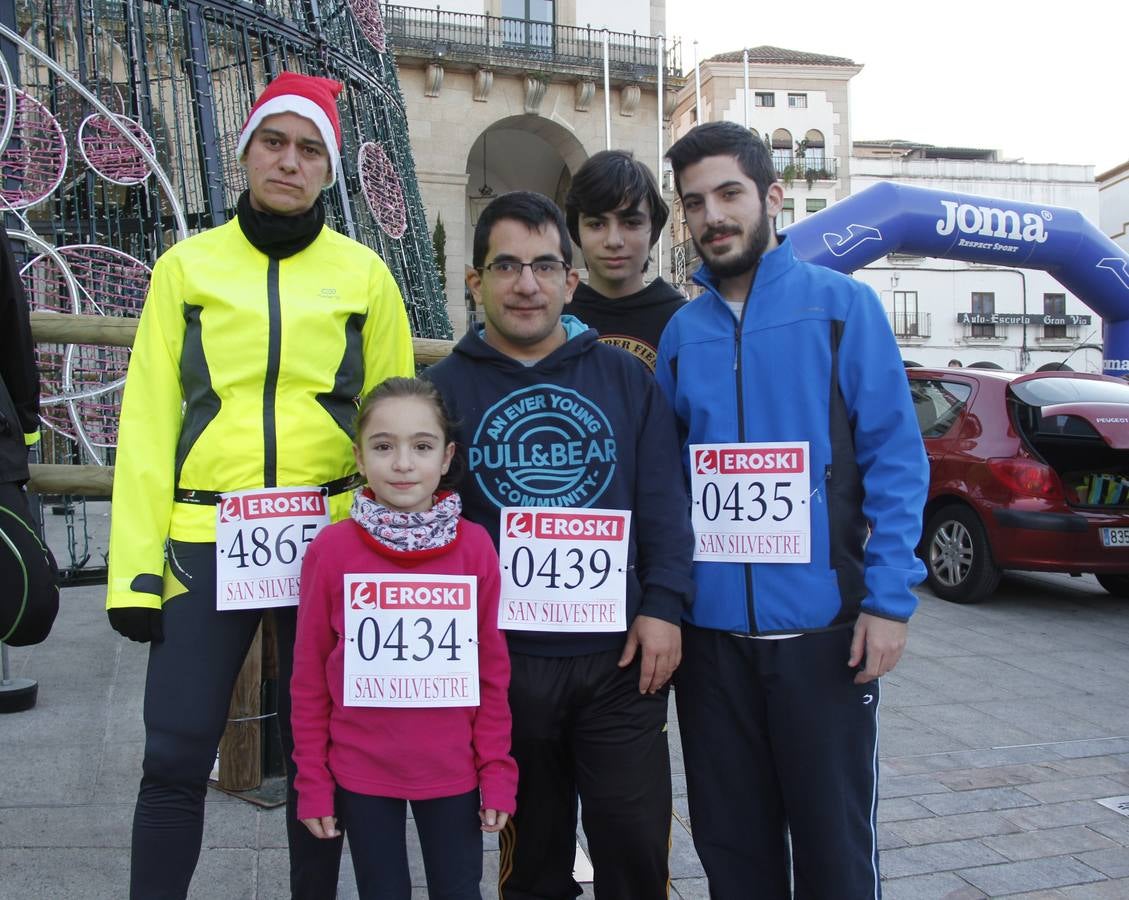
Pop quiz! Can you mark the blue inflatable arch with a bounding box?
[783,182,1129,376]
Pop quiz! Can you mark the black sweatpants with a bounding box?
[129,540,343,900]
[337,786,483,899]
[675,623,882,900]
[0,481,58,647]
[499,648,672,900]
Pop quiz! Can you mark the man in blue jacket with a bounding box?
[427,190,694,899]
[656,121,928,898]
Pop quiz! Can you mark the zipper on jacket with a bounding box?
[814,464,831,504]
[732,262,759,632]
[263,258,281,488]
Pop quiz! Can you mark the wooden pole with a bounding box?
[413,336,457,366]
[29,312,455,363]
[28,463,113,496]
[29,312,137,347]
[218,623,262,791]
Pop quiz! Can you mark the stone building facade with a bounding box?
[667,45,861,288]
[665,44,1104,373]
[385,1,682,332]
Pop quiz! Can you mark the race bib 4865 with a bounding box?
[215,487,330,609]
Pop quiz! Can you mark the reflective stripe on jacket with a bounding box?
[107,219,415,610]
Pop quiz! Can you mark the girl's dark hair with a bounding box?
[353,377,461,490]
[354,377,454,443]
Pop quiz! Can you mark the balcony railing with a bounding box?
[381,4,683,81]
[1037,324,1083,343]
[961,323,1007,342]
[773,155,838,184]
[891,312,931,339]
[671,238,700,288]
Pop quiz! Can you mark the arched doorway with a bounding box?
[771,127,793,172]
[463,115,588,326]
[466,115,587,227]
[803,128,826,171]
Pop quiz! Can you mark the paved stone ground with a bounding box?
[3,500,1129,897]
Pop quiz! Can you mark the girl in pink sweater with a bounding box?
[291,377,516,899]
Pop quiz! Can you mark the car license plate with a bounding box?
[1100,528,1129,547]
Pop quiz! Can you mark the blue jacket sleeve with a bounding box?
[837,284,928,621]
[632,373,695,624]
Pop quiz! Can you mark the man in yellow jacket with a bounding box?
[106,72,414,899]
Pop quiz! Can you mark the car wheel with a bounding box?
[1095,574,1129,597]
[922,504,1001,603]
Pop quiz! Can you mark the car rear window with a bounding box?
[910,379,973,438]
[1010,376,1129,407]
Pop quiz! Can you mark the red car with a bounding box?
[907,367,1129,603]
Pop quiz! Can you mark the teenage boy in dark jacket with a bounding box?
[427,190,694,899]
[564,150,685,372]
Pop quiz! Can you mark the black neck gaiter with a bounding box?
[236,190,326,259]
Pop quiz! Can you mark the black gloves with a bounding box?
[108,607,164,643]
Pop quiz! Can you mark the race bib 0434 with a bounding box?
[343,574,479,708]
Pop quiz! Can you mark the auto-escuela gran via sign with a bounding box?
[956,313,1093,326]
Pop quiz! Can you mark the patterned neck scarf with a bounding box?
[350,488,461,553]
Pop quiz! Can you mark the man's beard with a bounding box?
[693,209,772,279]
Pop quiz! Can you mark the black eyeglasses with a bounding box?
[477,259,570,282]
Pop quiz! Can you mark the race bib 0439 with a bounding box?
[689,443,811,564]
[497,507,630,632]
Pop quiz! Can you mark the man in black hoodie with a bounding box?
[426,191,694,899]
[564,150,686,372]
[0,228,58,648]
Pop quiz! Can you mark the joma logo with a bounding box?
[936,200,1048,243]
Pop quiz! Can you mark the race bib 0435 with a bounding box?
[689,443,811,564]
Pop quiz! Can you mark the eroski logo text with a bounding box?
[534,511,625,541]
[935,200,1048,243]
[228,490,328,520]
[380,581,471,610]
[695,446,805,475]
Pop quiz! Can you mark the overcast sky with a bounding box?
[666,0,1127,174]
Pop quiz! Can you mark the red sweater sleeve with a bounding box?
[290,535,340,821]
[468,526,518,814]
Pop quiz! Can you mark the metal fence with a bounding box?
[6,0,452,577]
[892,311,932,339]
[772,152,838,183]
